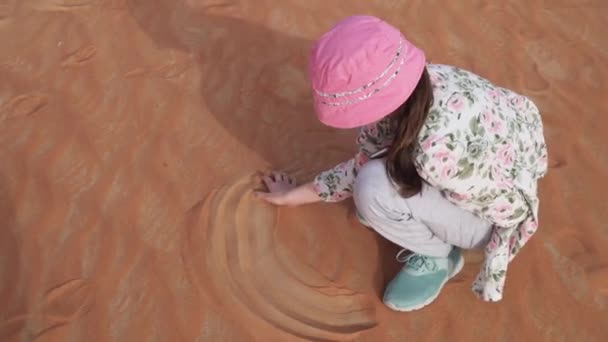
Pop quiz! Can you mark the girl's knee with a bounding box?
[354,159,394,220]
[354,159,387,200]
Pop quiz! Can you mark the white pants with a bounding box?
[353,159,493,258]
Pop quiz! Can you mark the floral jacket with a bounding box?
[313,63,548,301]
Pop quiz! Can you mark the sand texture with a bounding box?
[1,0,607,341]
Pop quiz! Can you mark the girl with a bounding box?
[255,15,547,311]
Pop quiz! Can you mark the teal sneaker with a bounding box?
[383,248,464,312]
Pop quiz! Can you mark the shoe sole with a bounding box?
[384,254,465,312]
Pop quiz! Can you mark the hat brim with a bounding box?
[313,49,426,129]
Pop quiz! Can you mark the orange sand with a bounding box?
[1,0,607,341]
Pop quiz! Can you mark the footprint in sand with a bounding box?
[0,279,92,340]
[43,279,93,318]
[123,67,148,78]
[181,175,377,341]
[123,58,192,79]
[525,62,551,92]
[61,45,97,67]
[33,279,93,338]
[0,93,48,122]
[545,236,608,311]
[154,58,193,79]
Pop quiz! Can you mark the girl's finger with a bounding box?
[273,171,283,183]
[262,175,273,187]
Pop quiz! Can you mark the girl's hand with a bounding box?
[255,171,297,206]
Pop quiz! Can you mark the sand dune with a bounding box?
[0,0,607,341]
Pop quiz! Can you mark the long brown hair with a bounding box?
[385,67,433,197]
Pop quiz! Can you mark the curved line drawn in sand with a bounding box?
[182,175,377,341]
[0,93,48,123]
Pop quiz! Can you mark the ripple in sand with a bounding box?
[28,0,96,11]
[181,175,377,341]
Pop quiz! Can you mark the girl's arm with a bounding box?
[313,119,393,202]
[255,119,393,206]
[254,178,320,207]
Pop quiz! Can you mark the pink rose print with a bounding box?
[481,111,505,135]
[487,235,499,250]
[491,199,514,220]
[431,147,457,180]
[492,162,514,190]
[481,111,491,124]
[510,95,526,110]
[422,134,444,150]
[519,228,531,241]
[528,220,538,230]
[496,176,514,190]
[433,148,455,164]
[520,221,538,242]
[488,119,504,135]
[356,153,370,167]
[496,144,514,167]
[441,162,458,179]
[487,89,500,103]
[432,149,452,161]
[508,236,517,250]
[449,191,471,201]
[448,93,466,112]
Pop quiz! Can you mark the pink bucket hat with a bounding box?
[309,15,426,129]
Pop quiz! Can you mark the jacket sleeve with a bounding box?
[313,120,394,202]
